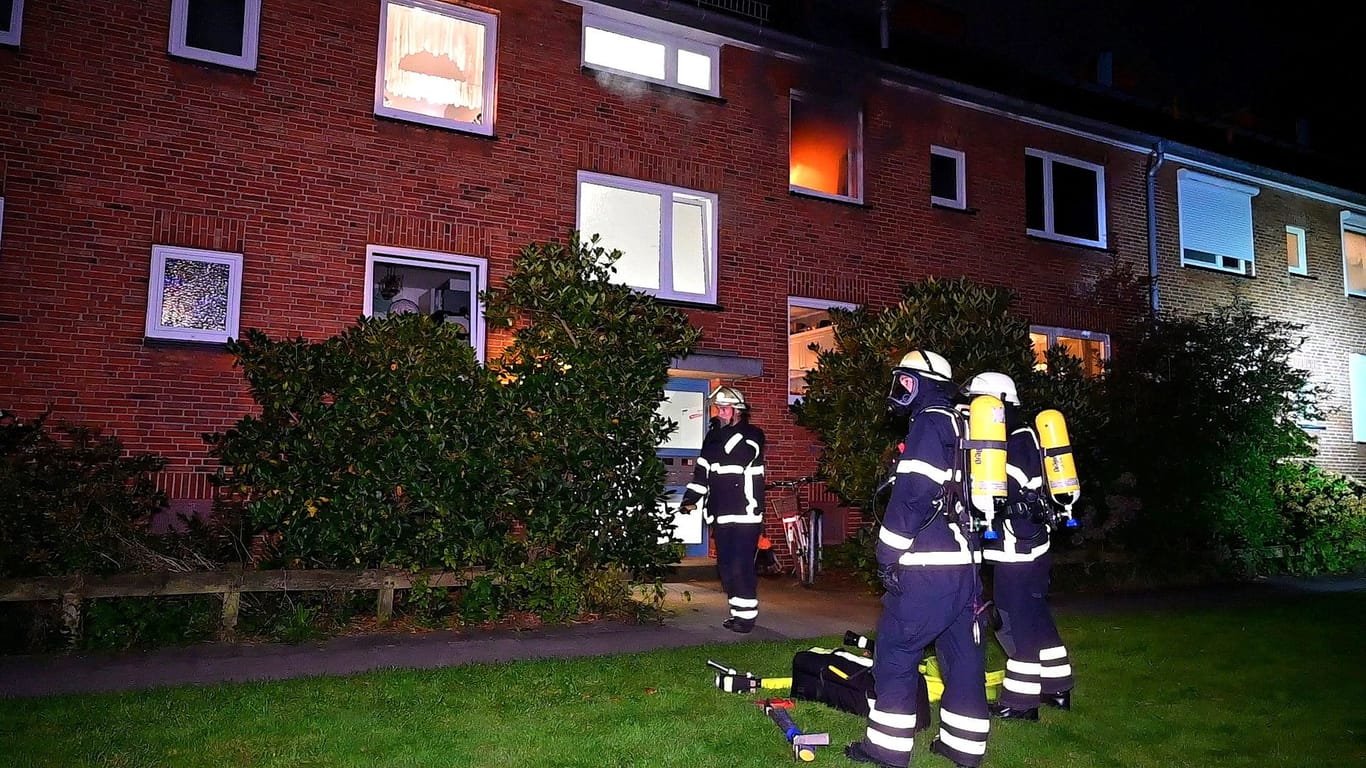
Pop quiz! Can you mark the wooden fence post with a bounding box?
[221,564,244,640]
[377,575,396,623]
[60,589,82,648]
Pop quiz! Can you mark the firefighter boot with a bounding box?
[929,737,973,768]
[989,703,1039,721]
[1042,690,1072,710]
[844,741,903,768]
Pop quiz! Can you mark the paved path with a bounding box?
[2,570,1361,699]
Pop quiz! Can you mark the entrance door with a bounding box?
[656,377,712,557]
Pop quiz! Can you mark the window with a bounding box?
[145,245,243,344]
[789,298,857,403]
[576,171,717,305]
[375,0,498,135]
[1177,169,1259,275]
[1342,212,1366,298]
[1286,226,1308,276]
[1024,149,1106,247]
[581,13,719,96]
[1,0,23,46]
[1353,354,1366,442]
[364,245,489,361]
[169,0,261,71]
[930,146,966,209]
[1030,325,1109,377]
[789,93,863,203]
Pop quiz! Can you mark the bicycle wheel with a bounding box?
[803,510,823,586]
[793,532,809,585]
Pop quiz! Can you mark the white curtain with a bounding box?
[384,4,485,113]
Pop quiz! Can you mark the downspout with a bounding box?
[1145,140,1167,315]
[880,1,890,49]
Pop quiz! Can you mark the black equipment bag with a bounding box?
[790,647,931,729]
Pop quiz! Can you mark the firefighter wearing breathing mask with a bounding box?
[965,372,1075,721]
[846,351,989,768]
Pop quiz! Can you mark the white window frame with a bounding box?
[1341,211,1366,298]
[145,245,243,344]
[1,0,23,46]
[364,245,489,362]
[787,296,858,404]
[575,171,718,305]
[1351,354,1366,443]
[1177,169,1260,276]
[789,90,864,204]
[1286,225,1308,276]
[374,0,498,136]
[929,145,966,209]
[1024,148,1108,248]
[1031,324,1111,373]
[168,0,261,71]
[0,197,5,253]
[580,12,720,97]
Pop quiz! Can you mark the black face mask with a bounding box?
[886,372,919,417]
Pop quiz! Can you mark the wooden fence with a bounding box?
[0,566,484,644]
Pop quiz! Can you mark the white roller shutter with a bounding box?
[1178,170,1259,268]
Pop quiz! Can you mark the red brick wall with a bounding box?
[1154,163,1366,477]
[1,0,1149,504]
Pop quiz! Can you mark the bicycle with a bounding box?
[766,476,824,587]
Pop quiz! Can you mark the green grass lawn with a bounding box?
[2,590,1364,768]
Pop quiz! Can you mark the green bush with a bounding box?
[1273,462,1366,576]
[0,410,169,578]
[1103,299,1319,570]
[206,231,699,621]
[206,314,513,572]
[82,595,220,650]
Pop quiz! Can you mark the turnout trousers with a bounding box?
[714,523,761,627]
[992,554,1073,707]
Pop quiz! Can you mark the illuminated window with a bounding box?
[788,297,857,403]
[789,94,862,203]
[577,171,717,304]
[1177,169,1259,275]
[169,0,260,70]
[1286,226,1308,275]
[375,0,498,135]
[1352,354,1366,442]
[1,0,24,46]
[145,245,243,344]
[581,13,719,96]
[930,146,966,209]
[1025,149,1106,248]
[1343,212,1366,298]
[1031,325,1109,377]
[364,245,489,361]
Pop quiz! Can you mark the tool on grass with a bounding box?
[707,659,791,693]
[755,698,829,762]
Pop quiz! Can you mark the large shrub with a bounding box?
[206,314,512,571]
[794,276,1037,506]
[0,410,168,578]
[1102,299,1320,569]
[485,232,701,583]
[1272,462,1366,576]
[206,231,699,619]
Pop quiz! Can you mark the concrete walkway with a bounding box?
[2,569,1361,699]
[0,574,883,699]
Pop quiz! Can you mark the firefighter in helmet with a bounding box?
[846,351,990,768]
[679,385,766,633]
[965,372,1074,720]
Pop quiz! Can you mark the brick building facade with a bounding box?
[1,0,1363,550]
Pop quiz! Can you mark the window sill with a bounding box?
[1288,271,1317,280]
[1180,260,1252,278]
[1025,233,1112,255]
[655,297,724,311]
[167,52,259,76]
[789,189,868,209]
[580,66,726,105]
[373,113,499,140]
[141,336,233,351]
[931,201,977,215]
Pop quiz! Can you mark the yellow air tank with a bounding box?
[968,394,1008,537]
[1036,409,1080,509]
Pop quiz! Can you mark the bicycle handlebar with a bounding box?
[767,475,818,489]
